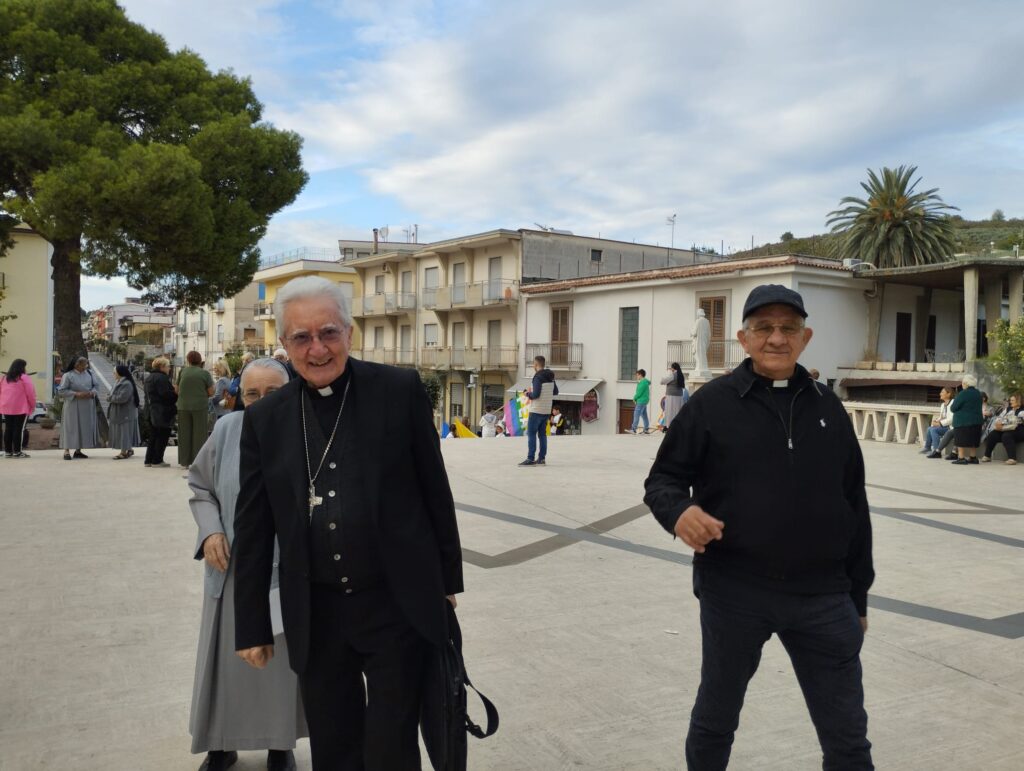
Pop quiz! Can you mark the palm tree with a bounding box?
[827,165,958,268]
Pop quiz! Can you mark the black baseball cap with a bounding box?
[742,284,808,320]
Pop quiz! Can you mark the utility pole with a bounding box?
[666,214,677,250]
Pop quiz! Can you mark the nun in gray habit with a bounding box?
[57,357,99,459]
[107,364,141,459]
[187,358,306,771]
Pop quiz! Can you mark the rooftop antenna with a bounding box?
[379,226,389,242]
[666,214,677,250]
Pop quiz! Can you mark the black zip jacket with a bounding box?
[644,359,874,615]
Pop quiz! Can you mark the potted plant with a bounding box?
[40,399,62,429]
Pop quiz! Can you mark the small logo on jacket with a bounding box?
[820,419,827,428]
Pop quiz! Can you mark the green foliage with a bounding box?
[991,209,1005,222]
[223,344,245,377]
[420,373,442,410]
[827,165,959,268]
[780,231,794,242]
[986,319,1024,397]
[0,0,308,361]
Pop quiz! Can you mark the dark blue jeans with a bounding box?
[526,412,548,461]
[686,568,873,771]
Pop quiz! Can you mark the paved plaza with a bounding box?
[2,434,1023,770]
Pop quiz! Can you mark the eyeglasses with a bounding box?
[744,323,805,339]
[283,328,343,348]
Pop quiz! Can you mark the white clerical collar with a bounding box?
[317,385,333,396]
[772,379,789,388]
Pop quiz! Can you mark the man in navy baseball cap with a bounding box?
[741,284,808,321]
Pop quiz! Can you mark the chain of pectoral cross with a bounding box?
[300,379,352,519]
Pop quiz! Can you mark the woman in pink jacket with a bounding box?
[1,358,37,458]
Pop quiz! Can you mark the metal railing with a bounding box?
[253,301,274,319]
[258,247,340,270]
[480,346,519,368]
[525,342,583,370]
[667,339,747,370]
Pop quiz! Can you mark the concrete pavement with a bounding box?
[1,435,1022,770]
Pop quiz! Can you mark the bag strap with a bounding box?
[462,670,499,739]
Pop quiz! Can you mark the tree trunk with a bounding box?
[51,235,86,368]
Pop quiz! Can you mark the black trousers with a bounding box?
[3,414,28,454]
[686,567,873,771]
[300,584,430,771]
[144,426,171,464]
[982,426,1024,459]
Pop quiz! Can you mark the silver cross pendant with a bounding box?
[308,484,323,518]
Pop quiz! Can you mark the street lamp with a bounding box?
[666,214,677,250]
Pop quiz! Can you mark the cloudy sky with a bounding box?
[84,0,1024,307]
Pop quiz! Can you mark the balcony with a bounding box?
[254,301,274,320]
[360,348,398,365]
[525,342,583,371]
[666,339,747,370]
[416,345,519,370]
[431,280,520,311]
[353,293,416,317]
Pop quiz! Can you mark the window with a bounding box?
[591,249,602,262]
[374,274,385,294]
[342,247,355,260]
[699,296,727,368]
[357,251,371,259]
[450,382,464,420]
[424,323,438,346]
[258,282,266,300]
[216,324,224,343]
[373,326,384,349]
[618,307,639,380]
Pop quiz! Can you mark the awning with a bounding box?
[507,378,604,402]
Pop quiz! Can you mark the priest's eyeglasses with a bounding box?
[744,323,805,339]
[284,327,343,348]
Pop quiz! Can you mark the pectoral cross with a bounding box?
[308,484,323,518]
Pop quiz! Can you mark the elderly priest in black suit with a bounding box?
[233,275,463,770]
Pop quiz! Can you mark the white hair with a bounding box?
[240,357,290,385]
[961,373,978,388]
[275,276,352,336]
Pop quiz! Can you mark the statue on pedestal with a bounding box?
[692,308,711,375]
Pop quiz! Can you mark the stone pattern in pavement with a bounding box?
[1,435,1022,770]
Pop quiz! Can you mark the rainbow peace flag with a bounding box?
[504,392,529,436]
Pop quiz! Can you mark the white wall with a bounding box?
[522,266,876,435]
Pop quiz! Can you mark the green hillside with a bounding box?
[732,217,1024,261]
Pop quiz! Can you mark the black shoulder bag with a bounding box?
[421,602,499,771]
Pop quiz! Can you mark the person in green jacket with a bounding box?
[631,369,652,434]
[176,351,215,468]
[949,374,984,465]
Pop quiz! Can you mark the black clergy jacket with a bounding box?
[233,357,464,673]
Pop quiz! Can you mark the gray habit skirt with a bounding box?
[189,565,307,753]
[663,393,685,428]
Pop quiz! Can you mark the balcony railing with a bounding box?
[353,293,418,317]
[525,342,583,370]
[254,301,274,320]
[396,348,416,366]
[421,287,439,309]
[360,348,398,365]
[432,280,520,311]
[667,339,747,370]
[411,345,519,369]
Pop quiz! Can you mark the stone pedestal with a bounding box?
[688,373,712,394]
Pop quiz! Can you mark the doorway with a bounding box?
[699,296,726,368]
[551,305,571,367]
[895,312,912,362]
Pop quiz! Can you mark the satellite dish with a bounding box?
[379,226,389,241]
